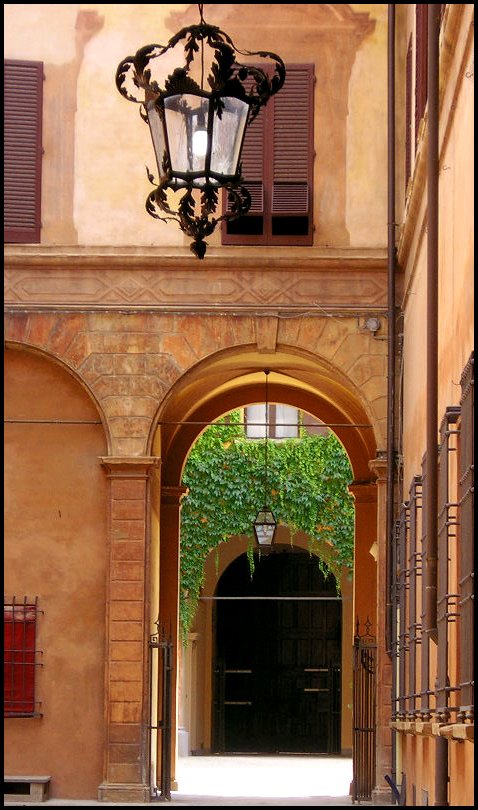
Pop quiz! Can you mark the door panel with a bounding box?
[213,548,341,753]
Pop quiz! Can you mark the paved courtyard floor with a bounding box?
[6,754,366,806]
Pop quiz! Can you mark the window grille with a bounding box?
[419,452,432,719]
[436,406,461,723]
[4,596,43,717]
[407,476,423,719]
[458,352,474,722]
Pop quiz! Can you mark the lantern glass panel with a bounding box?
[253,509,277,546]
[147,101,166,181]
[164,94,210,176]
[210,97,250,177]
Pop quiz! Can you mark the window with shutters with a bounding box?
[4,597,42,717]
[222,64,314,246]
[4,60,43,243]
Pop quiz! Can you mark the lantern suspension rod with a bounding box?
[264,368,270,506]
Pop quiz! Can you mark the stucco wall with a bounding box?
[4,347,108,799]
[4,3,388,250]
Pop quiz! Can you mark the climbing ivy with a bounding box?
[179,411,354,640]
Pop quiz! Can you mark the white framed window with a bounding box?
[245,404,299,439]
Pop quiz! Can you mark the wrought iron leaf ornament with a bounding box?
[116,4,285,258]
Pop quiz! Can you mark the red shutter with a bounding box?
[4,601,37,716]
[4,59,43,243]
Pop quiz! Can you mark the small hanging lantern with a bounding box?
[253,507,277,548]
[253,369,277,548]
[116,4,285,259]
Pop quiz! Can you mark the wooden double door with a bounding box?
[213,548,341,754]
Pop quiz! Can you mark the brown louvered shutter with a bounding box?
[272,64,312,219]
[223,63,314,245]
[239,104,265,215]
[405,37,413,188]
[415,4,428,144]
[4,59,43,243]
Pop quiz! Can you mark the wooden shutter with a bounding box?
[415,4,428,144]
[4,59,43,243]
[223,63,314,245]
[405,37,413,188]
[272,64,313,217]
[239,104,265,214]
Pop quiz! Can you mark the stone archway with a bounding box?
[151,347,381,786]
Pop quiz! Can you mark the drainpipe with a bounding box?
[386,1,397,797]
[425,4,448,806]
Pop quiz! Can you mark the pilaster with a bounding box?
[98,456,160,804]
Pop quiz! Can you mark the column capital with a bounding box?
[161,484,188,506]
[369,451,388,481]
[100,456,161,478]
[349,480,377,503]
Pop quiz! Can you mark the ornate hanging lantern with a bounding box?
[116,4,285,259]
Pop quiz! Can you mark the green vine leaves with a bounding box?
[179,411,355,642]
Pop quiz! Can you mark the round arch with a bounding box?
[150,345,379,484]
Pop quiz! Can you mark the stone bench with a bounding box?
[4,776,51,803]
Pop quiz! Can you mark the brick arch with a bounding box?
[151,347,379,485]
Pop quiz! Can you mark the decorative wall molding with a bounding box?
[4,247,389,312]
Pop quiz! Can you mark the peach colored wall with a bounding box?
[400,4,474,489]
[4,347,108,800]
[4,3,388,250]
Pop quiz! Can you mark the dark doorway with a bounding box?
[213,546,341,754]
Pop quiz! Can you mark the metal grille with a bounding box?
[149,624,173,801]
[408,476,423,719]
[352,619,376,803]
[436,406,461,722]
[458,353,474,722]
[4,596,42,717]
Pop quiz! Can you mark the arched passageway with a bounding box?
[151,348,381,788]
[213,547,341,755]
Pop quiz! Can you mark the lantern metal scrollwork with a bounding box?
[116,4,285,258]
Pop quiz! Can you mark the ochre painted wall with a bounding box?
[4,3,388,250]
[4,347,108,799]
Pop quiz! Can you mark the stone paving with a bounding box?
[5,755,370,806]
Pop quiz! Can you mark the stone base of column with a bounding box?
[98,782,151,803]
[372,785,393,805]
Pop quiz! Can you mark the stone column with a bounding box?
[98,456,160,804]
[369,454,393,804]
[158,485,188,790]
